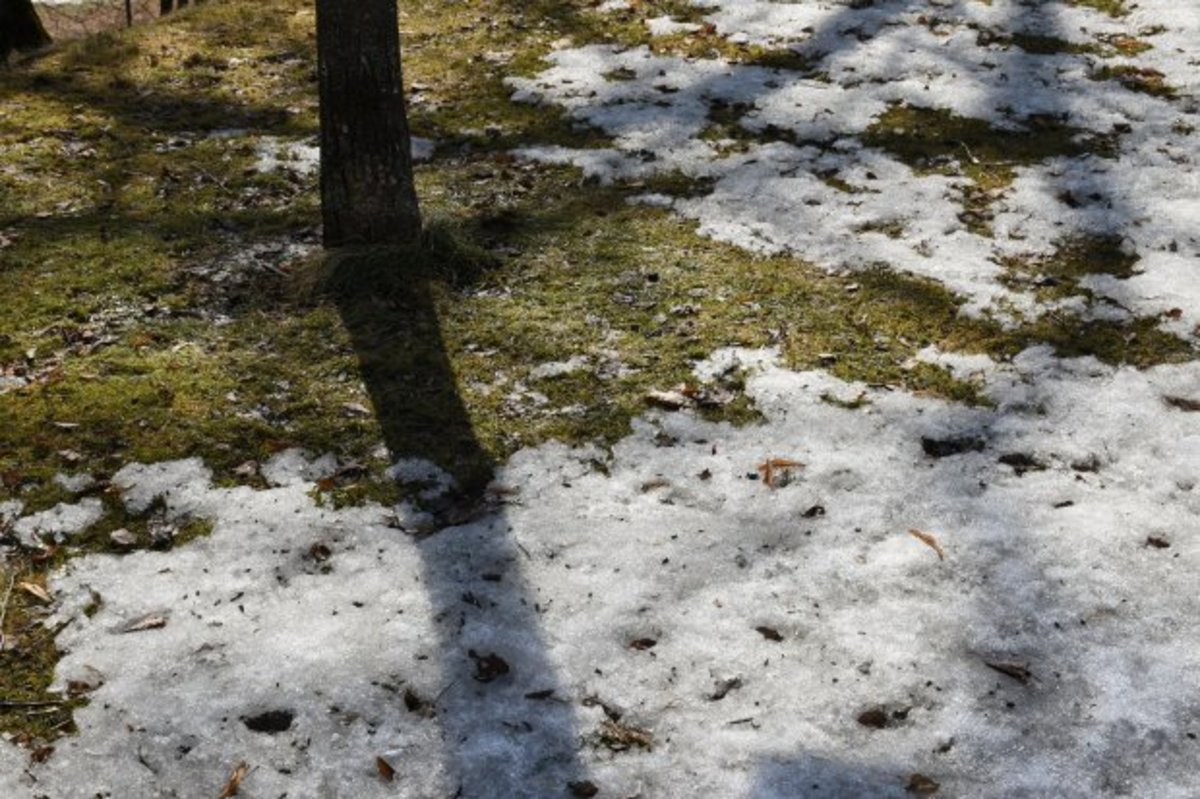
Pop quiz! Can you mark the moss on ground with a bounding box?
[0,0,1192,745]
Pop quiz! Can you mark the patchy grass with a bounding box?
[862,104,1119,235]
[1064,0,1131,18]
[1000,235,1140,301]
[1091,64,1176,98]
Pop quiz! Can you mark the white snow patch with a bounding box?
[646,16,701,37]
[11,498,104,546]
[52,472,95,494]
[3,349,1198,796]
[508,0,1200,322]
[529,355,590,380]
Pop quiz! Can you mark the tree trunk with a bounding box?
[315,0,422,247]
[160,0,173,16]
[0,0,51,63]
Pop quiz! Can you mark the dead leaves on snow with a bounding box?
[907,528,946,561]
[756,458,804,488]
[217,760,250,798]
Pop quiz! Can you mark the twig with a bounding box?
[0,570,15,652]
[0,699,65,709]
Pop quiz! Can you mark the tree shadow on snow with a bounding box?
[327,245,591,797]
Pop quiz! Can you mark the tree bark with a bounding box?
[315,0,422,247]
[0,0,51,63]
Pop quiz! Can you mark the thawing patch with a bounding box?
[509,0,1199,324]
[3,347,1200,797]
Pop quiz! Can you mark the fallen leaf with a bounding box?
[640,477,671,493]
[1145,536,1171,549]
[217,761,250,798]
[568,780,599,797]
[757,458,804,488]
[645,389,690,410]
[906,772,940,795]
[340,402,372,417]
[755,626,784,642]
[802,504,826,518]
[857,708,889,729]
[109,528,137,548]
[375,756,395,783]
[403,688,435,718]
[984,660,1032,683]
[123,614,168,633]
[29,745,53,763]
[597,719,653,751]
[1164,395,1200,412]
[709,677,742,701]
[468,650,510,683]
[18,582,52,603]
[907,528,946,561]
[921,435,985,458]
[628,637,657,650]
[1166,308,1184,319]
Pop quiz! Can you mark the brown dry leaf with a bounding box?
[217,760,249,799]
[757,458,805,488]
[984,660,1032,684]
[907,528,946,561]
[906,772,940,795]
[18,582,52,603]
[123,614,168,633]
[755,626,784,642]
[376,756,396,783]
[1164,395,1200,412]
[640,477,671,493]
[598,719,653,751]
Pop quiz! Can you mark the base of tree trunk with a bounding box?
[0,0,52,63]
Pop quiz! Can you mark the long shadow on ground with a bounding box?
[329,247,590,797]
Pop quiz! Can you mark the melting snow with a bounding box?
[509,0,1200,322]
[3,347,1200,797]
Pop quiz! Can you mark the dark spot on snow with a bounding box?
[857,708,890,729]
[802,504,826,518]
[984,660,1032,683]
[468,650,510,683]
[906,772,941,795]
[755,626,784,642]
[921,435,986,458]
[1164,395,1200,412]
[998,452,1046,475]
[629,638,658,650]
[242,709,294,734]
[525,688,555,700]
[1145,536,1171,549]
[568,780,600,797]
[709,677,742,701]
[1071,454,1102,472]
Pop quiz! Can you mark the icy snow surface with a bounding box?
[509,0,1200,322]
[4,347,1200,797]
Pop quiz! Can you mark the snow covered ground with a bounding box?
[511,0,1200,325]
[3,1,1199,797]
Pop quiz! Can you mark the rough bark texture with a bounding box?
[315,0,422,247]
[0,0,51,63]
